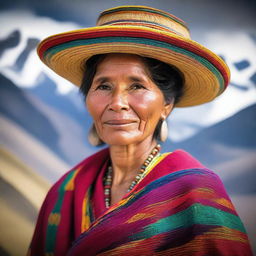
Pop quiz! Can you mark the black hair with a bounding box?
[80,54,107,97]
[80,54,184,142]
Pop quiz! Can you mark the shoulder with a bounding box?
[139,149,217,191]
[154,149,215,180]
[163,149,222,178]
[164,149,206,170]
[157,151,246,227]
[159,149,229,196]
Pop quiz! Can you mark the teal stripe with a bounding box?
[45,170,77,253]
[45,225,58,253]
[130,203,246,240]
[53,170,76,212]
[44,37,224,93]
[87,185,95,224]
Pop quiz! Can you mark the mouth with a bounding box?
[104,119,137,126]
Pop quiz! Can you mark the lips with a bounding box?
[104,119,137,125]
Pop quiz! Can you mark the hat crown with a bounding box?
[97,6,191,39]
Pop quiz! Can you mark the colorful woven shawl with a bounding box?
[28,148,252,256]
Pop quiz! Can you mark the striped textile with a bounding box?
[28,148,252,256]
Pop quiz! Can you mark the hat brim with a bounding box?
[37,25,230,107]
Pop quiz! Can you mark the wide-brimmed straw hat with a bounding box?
[37,5,230,107]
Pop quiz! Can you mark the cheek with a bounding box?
[131,92,164,121]
[86,94,105,121]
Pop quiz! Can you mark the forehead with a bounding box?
[100,53,145,63]
[95,53,149,75]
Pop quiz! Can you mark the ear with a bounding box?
[161,100,174,120]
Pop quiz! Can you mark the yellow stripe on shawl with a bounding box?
[48,213,61,226]
[214,198,235,211]
[64,166,81,191]
[81,189,91,232]
[126,212,156,224]
[45,253,55,256]
[139,152,172,180]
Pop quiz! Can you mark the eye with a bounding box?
[130,83,146,90]
[96,84,111,90]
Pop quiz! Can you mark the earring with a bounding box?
[160,119,168,142]
[88,124,103,146]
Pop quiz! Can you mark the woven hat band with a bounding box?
[97,6,191,39]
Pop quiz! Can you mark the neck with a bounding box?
[109,137,158,186]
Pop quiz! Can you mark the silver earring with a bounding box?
[160,119,168,142]
[88,124,102,146]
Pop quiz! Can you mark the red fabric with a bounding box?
[137,149,205,191]
[28,149,252,256]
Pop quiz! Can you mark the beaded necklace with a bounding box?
[103,144,161,208]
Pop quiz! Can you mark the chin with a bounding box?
[102,133,143,146]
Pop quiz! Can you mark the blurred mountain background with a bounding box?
[0,0,255,255]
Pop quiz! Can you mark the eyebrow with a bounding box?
[93,77,110,84]
[93,75,146,84]
[129,76,145,82]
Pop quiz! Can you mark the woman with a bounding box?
[28,5,252,256]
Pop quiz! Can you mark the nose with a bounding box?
[108,90,129,112]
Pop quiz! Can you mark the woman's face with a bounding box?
[86,54,173,146]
